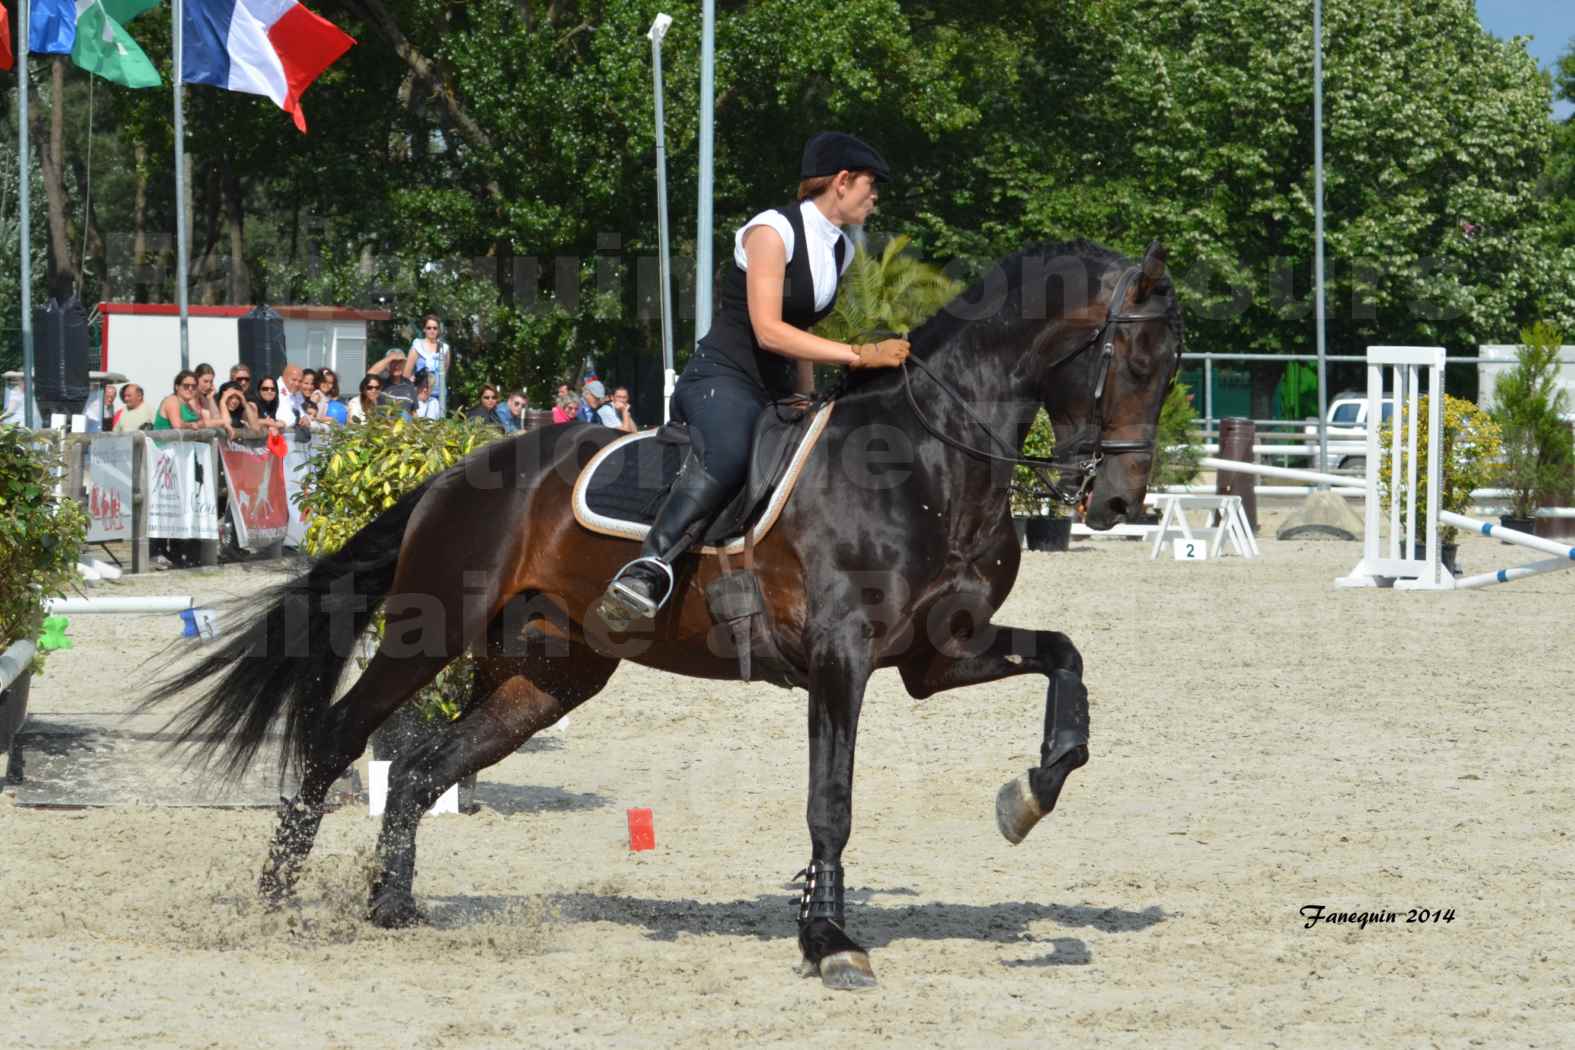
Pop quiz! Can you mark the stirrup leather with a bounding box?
[605,556,676,620]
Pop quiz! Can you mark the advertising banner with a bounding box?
[84,435,134,542]
[145,440,220,541]
[218,440,290,548]
[282,432,313,548]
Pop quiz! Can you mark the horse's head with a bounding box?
[1040,240,1183,530]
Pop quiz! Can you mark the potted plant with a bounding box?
[1012,409,1070,551]
[1379,393,1503,574]
[0,424,89,781]
[296,411,505,809]
[1490,322,1575,533]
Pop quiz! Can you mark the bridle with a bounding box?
[898,264,1179,506]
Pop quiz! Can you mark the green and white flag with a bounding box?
[72,0,161,89]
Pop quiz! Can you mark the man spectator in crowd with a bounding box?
[103,384,119,429]
[609,386,638,433]
[228,363,253,394]
[368,350,417,414]
[273,364,305,426]
[113,383,156,431]
[495,390,529,433]
[581,380,622,427]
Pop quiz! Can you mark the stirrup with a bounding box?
[603,557,676,623]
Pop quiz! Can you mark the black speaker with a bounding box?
[237,304,288,380]
[33,294,91,411]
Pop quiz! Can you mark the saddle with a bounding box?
[571,400,834,687]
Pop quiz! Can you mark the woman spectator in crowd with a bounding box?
[348,374,384,423]
[408,314,450,390]
[214,382,255,439]
[413,375,443,420]
[249,377,289,431]
[193,363,226,427]
[465,385,503,426]
[153,370,205,431]
[551,383,577,423]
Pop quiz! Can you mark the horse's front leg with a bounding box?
[898,623,1088,845]
[798,623,878,991]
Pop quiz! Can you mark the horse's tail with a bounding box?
[142,482,432,783]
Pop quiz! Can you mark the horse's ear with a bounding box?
[1135,239,1168,303]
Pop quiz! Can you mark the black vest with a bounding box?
[697,204,847,396]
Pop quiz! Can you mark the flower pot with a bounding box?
[1499,515,1535,543]
[1413,541,1461,576]
[1,665,32,784]
[370,703,477,812]
[1025,516,1071,552]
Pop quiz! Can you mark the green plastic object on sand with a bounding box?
[38,615,73,651]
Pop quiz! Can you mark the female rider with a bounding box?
[596,132,911,630]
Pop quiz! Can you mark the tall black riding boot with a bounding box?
[594,457,733,631]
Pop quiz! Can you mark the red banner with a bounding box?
[219,440,289,548]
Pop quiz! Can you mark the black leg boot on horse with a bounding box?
[995,668,1091,844]
[594,454,732,631]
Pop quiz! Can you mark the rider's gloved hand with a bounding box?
[850,338,911,369]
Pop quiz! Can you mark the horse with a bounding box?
[150,238,1183,990]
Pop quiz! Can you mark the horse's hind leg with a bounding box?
[368,637,619,928]
[259,650,449,905]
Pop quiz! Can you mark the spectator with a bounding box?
[103,384,119,429]
[273,364,305,426]
[113,383,156,432]
[228,363,253,394]
[553,388,580,424]
[551,383,577,424]
[465,384,502,425]
[407,314,450,391]
[216,383,254,434]
[318,369,349,425]
[153,370,205,431]
[368,350,416,414]
[348,374,385,423]
[581,380,621,427]
[495,390,528,433]
[250,377,289,431]
[413,375,443,420]
[609,386,638,433]
[193,363,224,426]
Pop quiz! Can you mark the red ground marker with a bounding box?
[627,807,655,851]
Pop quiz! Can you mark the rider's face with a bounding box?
[839,171,879,225]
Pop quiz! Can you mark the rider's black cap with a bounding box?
[800,132,890,182]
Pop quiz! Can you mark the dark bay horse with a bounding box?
[152,239,1182,989]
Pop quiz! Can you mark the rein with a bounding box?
[897,264,1166,507]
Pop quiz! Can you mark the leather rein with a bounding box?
[898,264,1170,507]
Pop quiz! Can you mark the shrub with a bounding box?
[1492,322,1575,518]
[295,412,506,720]
[1152,382,1203,488]
[1380,394,1503,543]
[1011,409,1060,516]
[0,425,88,667]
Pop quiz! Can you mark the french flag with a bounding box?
[182,0,354,132]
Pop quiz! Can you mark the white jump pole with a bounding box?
[1439,511,1575,561]
[46,596,196,614]
[1452,555,1575,590]
[1200,456,1364,490]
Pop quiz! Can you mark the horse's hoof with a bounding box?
[817,950,878,991]
[258,871,295,910]
[995,772,1044,845]
[368,892,428,929]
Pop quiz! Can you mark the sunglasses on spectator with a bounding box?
[179,381,196,389]
[366,383,382,391]
[424,324,439,330]
[260,384,276,392]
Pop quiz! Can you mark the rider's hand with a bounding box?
[850,338,911,370]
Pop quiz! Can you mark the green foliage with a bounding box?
[0,426,89,665]
[295,412,505,722]
[1380,394,1503,543]
[1010,409,1059,516]
[1492,321,1575,516]
[813,235,964,343]
[1152,382,1204,489]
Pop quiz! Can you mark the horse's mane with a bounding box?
[833,239,1182,401]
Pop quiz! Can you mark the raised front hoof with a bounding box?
[995,773,1044,845]
[368,890,429,930]
[257,871,295,911]
[799,950,878,990]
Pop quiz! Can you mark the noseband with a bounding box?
[898,264,1174,506]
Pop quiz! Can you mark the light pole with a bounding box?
[648,14,676,422]
[1313,0,1329,475]
[18,0,34,427]
[694,0,715,345]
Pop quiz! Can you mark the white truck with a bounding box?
[1303,395,1394,473]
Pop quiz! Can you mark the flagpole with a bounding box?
[18,0,36,427]
[171,0,190,370]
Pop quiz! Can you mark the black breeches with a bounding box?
[670,359,771,493]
